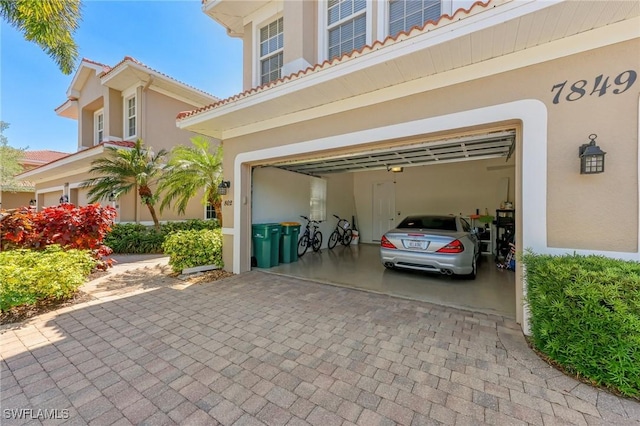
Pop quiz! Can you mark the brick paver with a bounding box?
[1,266,638,425]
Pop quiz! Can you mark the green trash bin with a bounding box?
[266,224,281,267]
[252,224,278,268]
[280,222,301,263]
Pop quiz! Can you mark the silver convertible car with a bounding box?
[380,215,480,279]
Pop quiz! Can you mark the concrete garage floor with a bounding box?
[266,243,516,318]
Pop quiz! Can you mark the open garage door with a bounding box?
[250,129,517,318]
[268,130,515,175]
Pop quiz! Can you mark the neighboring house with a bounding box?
[177,0,640,332]
[18,57,219,223]
[0,150,69,209]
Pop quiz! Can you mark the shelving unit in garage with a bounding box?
[495,209,515,258]
[469,214,495,255]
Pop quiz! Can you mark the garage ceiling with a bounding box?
[270,130,516,176]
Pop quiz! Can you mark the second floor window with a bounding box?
[327,0,367,60]
[94,110,104,145]
[389,0,441,38]
[126,95,136,138]
[260,17,284,85]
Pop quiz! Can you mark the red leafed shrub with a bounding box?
[1,204,117,269]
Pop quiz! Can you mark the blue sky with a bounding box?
[1,0,243,153]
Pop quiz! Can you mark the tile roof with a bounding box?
[55,57,218,112]
[23,150,70,164]
[81,57,112,73]
[101,56,218,100]
[18,141,136,175]
[177,0,492,121]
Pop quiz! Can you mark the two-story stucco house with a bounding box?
[19,57,219,223]
[177,0,639,332]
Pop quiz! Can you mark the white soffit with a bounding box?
[269,130,515,175]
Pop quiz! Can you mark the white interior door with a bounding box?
[372,181,396,242]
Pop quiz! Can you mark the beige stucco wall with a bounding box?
[223,40,639,255]
[283,0,316,73]
[1,191,34,209]
[33,170,207,223]
[243,23,253,91]
[143,89,200,152]
[77,72,105,148]
[106,87,123,140]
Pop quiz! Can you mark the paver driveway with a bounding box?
[1,269,638,425]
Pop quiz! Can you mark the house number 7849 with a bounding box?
[551,70,637,104]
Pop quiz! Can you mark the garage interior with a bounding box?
[250,130,517,318]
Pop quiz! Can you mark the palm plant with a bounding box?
[82,139,167,229]
[1,0,81,74]
[158,136,224,226]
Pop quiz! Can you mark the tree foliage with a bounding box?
[0,122,26,192]
[158,136,225,225]
[82,139,167,229]
[0,0,81,75]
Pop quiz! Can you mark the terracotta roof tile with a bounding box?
[19,141,136,175]
[101,56,218,100]
[23,150,69,163]
[81,57,112,74]
[177,0,493,121]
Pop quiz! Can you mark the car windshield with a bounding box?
[398,216,457,231]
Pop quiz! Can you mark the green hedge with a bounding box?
[105,219,219,254]
[523,252,640,398]
[0,246,96,311]
[162,229,224,273]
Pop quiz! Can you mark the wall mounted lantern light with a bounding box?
[579,134,606,174]
[108,192,116,202]
[217,180,231,195]
[29,199,36,207]
[59,194,69,204]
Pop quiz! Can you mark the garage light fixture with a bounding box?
[29,199,36,207]
[108,192,117,202]
[387,166,404,173]
[218,180,231,195]
[579,134,606,174]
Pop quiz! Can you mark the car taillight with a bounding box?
[436,239,464,253]
[380,235,396,249]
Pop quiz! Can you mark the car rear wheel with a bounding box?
[464,254,477,280]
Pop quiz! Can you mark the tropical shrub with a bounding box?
[523,252,640,398]
[1,204,116,268]
[105,219,219,254]
[0,245,96,311]
[162,229,223,273]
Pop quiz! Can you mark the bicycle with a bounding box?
[328,214,353,249]
[297,215,323,257]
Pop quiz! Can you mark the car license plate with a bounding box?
[404,239,428,250]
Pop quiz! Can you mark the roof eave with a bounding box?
[55,98,79,119]
[101,60,219,106]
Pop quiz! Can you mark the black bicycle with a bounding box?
[328,214,353,249]
[298,215,323,257]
